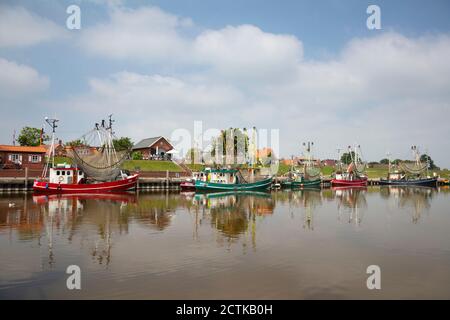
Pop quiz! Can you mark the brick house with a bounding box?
[51,140,98,158]
[132,136,174,160]
[0,145,47,170]
[322,159,337,167]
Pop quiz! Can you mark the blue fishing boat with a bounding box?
[379,146,438,187]
[379,176,438,187]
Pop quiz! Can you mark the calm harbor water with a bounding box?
[1,187,450,299]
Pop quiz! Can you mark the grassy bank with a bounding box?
[122,160,183,172]
[54,157,183,172]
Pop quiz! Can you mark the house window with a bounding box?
[10,154,21,163]
[29,154,41,163]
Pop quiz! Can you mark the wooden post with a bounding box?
[166,170,169,189]
[24,167,28,191]
[136,171,140,190]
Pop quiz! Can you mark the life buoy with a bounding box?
[58,176,64,182]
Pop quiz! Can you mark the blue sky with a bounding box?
[1,0,450,166]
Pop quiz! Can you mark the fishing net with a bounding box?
[305,167,321,179]
[399,162,427,175]
[70,148,128,181]
[67,123,130,182]
[355,163,367,175]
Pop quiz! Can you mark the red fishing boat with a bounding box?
[33,170,139,193]
[180,171,206,191]
[33,116,139,194]
[331,145,368,187]
[331,175,368,187]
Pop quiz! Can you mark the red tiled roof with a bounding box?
[0,145,47,153]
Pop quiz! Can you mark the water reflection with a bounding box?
[381,186,436,223]
[192,191,274,249]
[1,186,449,299]
[333,187,367,226]
[272,189,323,230]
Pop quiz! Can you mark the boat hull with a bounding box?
[180,181,196,191]
[379,177,438,187]
[195,177,273,192]
[331,178,368,187]
[281,178,321,188]
[33,174,139,193]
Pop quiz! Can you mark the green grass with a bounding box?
[122,160,182,172]
[277,164,335,177]
[185,163,205,172]
[277,163,291,176]
[321,166,334,177]
[53,156,72,165]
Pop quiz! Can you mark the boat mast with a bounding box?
[336,148,342,172]
[303,141,314,174]
[411,145,422,176]
[43,117,59,178]
[386,151,392,174]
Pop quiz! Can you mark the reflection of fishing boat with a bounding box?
[281,142,321,188]
[32,192,137,204]
[379,146,438,187]
[33,116,138,193]
[195,168,272,192]
[382,186,435,223]
[194,190,271,200]
[331,145,368,187]
[333,186,367,226]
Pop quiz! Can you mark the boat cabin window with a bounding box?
[62,171,65,176]
[67,171,71,176]
[56,170,60,175]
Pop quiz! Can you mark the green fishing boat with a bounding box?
[281,141,322,189]
[282,177,321,188]
[195,168,273,192]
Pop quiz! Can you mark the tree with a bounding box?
[131,151,143,160]
[17,127,49,146]
[380,158,389,165]
[210,128,249,164]
[341,152,356,165]
[113,137,133,152]
[420,154,438,170]
[66,139,84,147]
[186,148,203,164]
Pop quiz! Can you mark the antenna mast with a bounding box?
[43,117,59,177]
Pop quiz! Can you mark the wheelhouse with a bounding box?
[49,164,85,184]
[203,168,239,184]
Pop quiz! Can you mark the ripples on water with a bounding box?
[0,187,450,299]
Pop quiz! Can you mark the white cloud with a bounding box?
[0,6,66,48]
[79,6,192,61]
[79,6,302,81]
[194,25,303,81]
[0,58,49,98]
